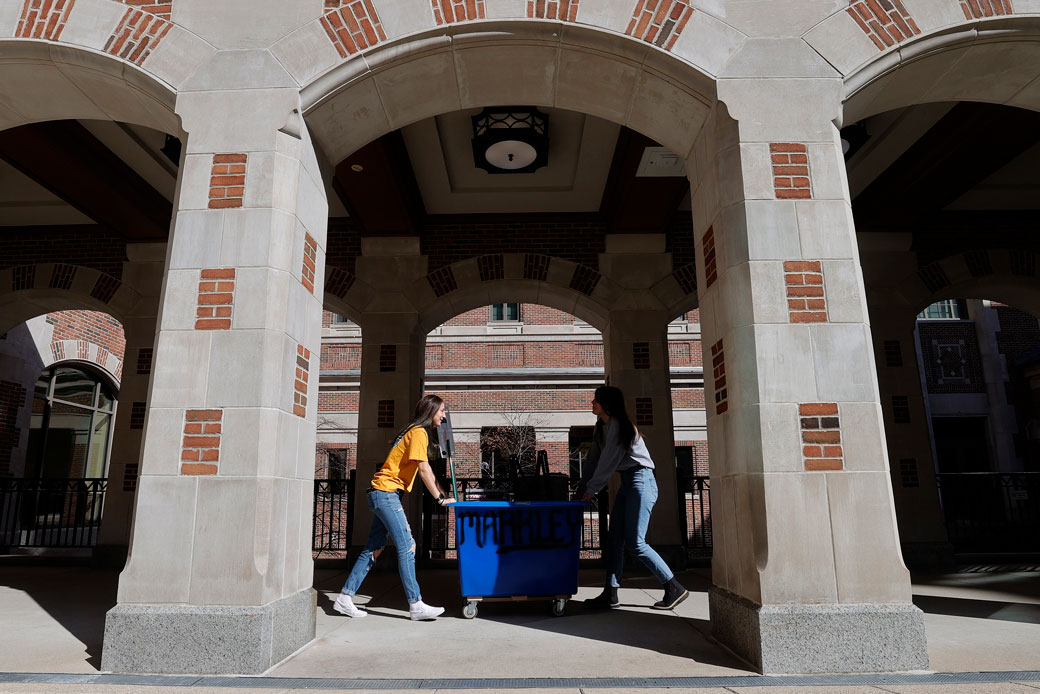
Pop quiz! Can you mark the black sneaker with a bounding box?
[584,587,619,608]
[652,579,688,610]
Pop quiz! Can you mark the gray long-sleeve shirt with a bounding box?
[579,418,655,495]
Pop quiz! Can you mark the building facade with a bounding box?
[1,0,1039,677]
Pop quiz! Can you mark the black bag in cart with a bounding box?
[513,450,570,501]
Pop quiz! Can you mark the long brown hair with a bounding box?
[594,385,637,449]
[393,393,444,445]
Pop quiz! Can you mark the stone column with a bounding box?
[691,84,928,674]
[865,287,951,568]
[93,243,165,569]
[102,84,328,674]
[352,238,427,545]
[600,235,682,548]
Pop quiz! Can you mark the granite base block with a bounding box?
[709,586,929,674]
[101,587,316,674]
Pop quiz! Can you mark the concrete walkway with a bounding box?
[0,562,1038,692]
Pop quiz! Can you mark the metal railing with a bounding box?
[0,477,107,549]
[935,472,1040,552]
[677,474,712,558]
[421,476,609,561]
[313,472,356,555]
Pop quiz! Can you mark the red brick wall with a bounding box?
[320,345,361,371]
[0,226,126,279]
[0,380,28,477]
[47,310,126,361]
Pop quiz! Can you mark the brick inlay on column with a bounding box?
[181,409,222,475]
[477,254,504,282]
[883,340,902,367]
[635,397,654,426]
[569,266,601,296]
[632,342,650,369]
[105,2,174,65]
[90,275,121,303]
[771,144,812,199]
[16,0,75,40]
[301,233,317,294]
[528,0,579,20]
[960,0,1013,17]
[433,0,485,24]
[891,395,911,423]
[122,462,139,492]
[49,264,76,290]
[702,226,717,290]
[427,266,458,297]
[377,399,395,428]
[784,261,827,323]
[196,269,235,330]
[136,347,153,374]
[800,403,843,471]
[129,401,146,429]
[625,0,694,50]
[524,254,550,281]
[294,345,310,418]
[711,339,727,415]
[326,267,356,298]
[379,344,397,372]
[12,266,35,291]
[899,458,919,487]
[847,0,920,51]
[321,0,387,58]
[209,154,247,209]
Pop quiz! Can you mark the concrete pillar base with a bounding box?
[709,587,929,674]
[101,588,316,674]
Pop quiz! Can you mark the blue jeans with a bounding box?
[341,489,421,604]
[605,467,674,587]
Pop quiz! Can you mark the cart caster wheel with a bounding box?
[463,602,478,619]
[551,599,567,617]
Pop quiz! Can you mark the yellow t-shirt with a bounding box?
[371,427,429,492]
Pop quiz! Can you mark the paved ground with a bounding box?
[0,561,1038,692]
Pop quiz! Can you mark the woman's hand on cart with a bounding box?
[437,494,457,506]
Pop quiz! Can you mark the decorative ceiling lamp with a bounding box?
[471,106,549,174]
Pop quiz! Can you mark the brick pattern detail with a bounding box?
[634,397,654,426]
[673,263,697,295]
[710,339,727,415]
[784,261,828,323]
[0,381,27,477]
[181,409,221,475]
[918,263,950,293]
[321,0,387,58]
[771,144,813,199]
[524,254,550,281]
[49,264,76,290]
[104,2,174,66]
[569,265,601,296]
[378,344,396,372]
[883,339,902,367]
[427,266,458,297]
[377,399,395,428]
[301,233,318,294]
[208,154,247,209]
[960,0,1013,17]
[625,0,694,50]
[528,0,578,20]
[16,0,75,40]
[478,254,504,282]
[702,227,717,290]
[891,394,911,423]
[919,323,985,394]
[847,0,921,51]
[432,0,485,24]
[136,347,153,374]
[122,461,139,492]
[800,403,843,471]
[899,458,919,488]
[965,249,992,277]
[632,342,650,370]
[294,345,311,418]
[326,267,356,298]
[12,266,35,291]
[91,275,121,303]
[129,401,146,429]
[1010,250,1036,277]
[488,344,523,368]
[196,269,235,330]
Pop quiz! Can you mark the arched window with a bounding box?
[25,365,117,480]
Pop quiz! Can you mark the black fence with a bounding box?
[0,477,107,549]
[677,474,712,558]
[936,472,1040,552]
[313,472,356,556]
[421,477,609,561]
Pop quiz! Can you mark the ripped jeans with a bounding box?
[340,488,421,604]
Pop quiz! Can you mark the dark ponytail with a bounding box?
[392,393,444,446]
[594,386,637,449]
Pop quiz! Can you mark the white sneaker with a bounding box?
[333,593,367,618]
[408,600,444,620]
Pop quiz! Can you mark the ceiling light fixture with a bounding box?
[471,106,549,174]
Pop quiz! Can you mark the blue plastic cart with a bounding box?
[453,500,586,618]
